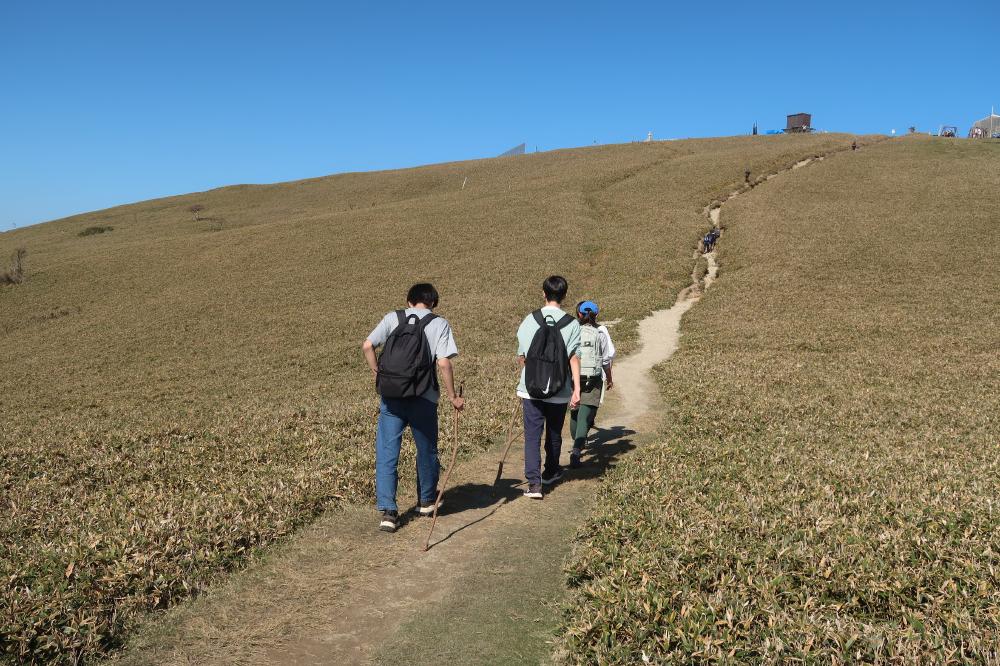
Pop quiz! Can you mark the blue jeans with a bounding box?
[376,397,440,512]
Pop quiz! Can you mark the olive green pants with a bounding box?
[570,404,598,451]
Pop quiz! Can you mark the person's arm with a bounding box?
[516,316,528,367]
[363,315,391,380]
[433,321,463,410]
[362,340,378,379]
[437,357,465,410]
[604,362,613,390]
[566,321,582,408]
[569,355,581,408]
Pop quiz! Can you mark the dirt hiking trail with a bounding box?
[116,155,831,666]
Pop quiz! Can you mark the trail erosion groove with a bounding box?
[616,145,842,430]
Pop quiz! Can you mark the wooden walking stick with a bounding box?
[423,383,463,551]
[493,399,521,489]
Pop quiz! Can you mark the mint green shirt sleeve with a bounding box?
[563,320,581,357]
[516,315,534,356]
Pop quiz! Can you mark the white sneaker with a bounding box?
[417,498,442,516]
[523,484,543,499]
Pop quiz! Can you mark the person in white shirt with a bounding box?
[362,283,465,532]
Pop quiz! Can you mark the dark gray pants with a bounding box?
[522,398,567,485]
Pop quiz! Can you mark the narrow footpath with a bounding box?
[116,154,835,666]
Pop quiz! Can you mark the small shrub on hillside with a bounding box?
[187,204,205,221]
[1,248,26,284]
[31,306,81,323]
[79,226,113,237]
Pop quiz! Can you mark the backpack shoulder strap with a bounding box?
[556,314,575,330]
[531,309,546,327]
[415,312,438,330]
[394,310,406,327]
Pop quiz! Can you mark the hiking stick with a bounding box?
[423,383,463,551]
[493,399,521,489]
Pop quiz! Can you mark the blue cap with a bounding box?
[578,300,599,315]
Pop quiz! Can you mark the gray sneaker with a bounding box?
[417,498,442,516]
[523,484,543,499]
[379,510,399,532]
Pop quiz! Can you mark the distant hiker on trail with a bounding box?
[517,275,581,499]
[569,301,615,469]
[362,283,465,533]
[702,228,720,253]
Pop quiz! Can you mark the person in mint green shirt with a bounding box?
[516,275,581,498]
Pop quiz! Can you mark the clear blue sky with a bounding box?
[1,1,996,230]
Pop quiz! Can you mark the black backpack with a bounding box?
[376,310,438,398]
[524,309,575,399]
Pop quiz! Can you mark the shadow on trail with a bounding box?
[423,479,520,549]
[424,424,636,550]
[563,425,637,483]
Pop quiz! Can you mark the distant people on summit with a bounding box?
[516,275,581,499]
[569,301,615,469]
[362,283,464,533]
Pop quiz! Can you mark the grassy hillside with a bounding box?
[559,137,1000,662]
[0,134,863,663]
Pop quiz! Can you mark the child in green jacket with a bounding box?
[569,300,615,468]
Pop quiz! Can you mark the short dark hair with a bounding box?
[407,282,439,308]
[542,275,568,303]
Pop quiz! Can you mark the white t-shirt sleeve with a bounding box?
[599,325,616,365]
[434,319,459,359]
[367,312,396,348]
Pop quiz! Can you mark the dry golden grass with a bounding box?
[0,134,862,663]
[559,136,1000,663]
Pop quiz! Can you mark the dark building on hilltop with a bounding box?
[786,113,813,133]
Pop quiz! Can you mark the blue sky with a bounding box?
[1,1,996,229]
